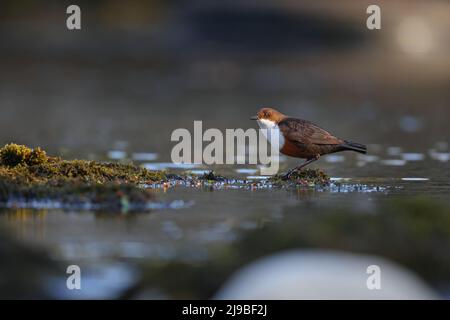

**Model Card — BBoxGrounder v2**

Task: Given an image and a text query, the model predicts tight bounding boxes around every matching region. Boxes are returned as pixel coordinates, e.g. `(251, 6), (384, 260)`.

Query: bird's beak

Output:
(250, 115), (258, 120)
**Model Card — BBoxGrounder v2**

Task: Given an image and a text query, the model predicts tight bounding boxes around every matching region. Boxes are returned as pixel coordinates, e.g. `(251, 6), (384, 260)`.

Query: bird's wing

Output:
(278, 118), (342, 145)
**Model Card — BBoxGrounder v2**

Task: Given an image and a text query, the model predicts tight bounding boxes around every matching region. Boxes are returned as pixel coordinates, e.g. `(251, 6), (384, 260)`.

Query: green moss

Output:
(0, 144), (33, 167)
(0, 144), (166, 210)
(0, 144), (51, 167)
(27, 147), (48, 166)
(0, 144), (165, 186)
(270, 168), (330, 186)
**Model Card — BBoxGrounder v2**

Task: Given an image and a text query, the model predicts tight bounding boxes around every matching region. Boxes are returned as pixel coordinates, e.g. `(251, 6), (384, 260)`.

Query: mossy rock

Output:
(270, 168), (330, 186)
(0, 143), (166, 211)
(0, 144), (333, 209)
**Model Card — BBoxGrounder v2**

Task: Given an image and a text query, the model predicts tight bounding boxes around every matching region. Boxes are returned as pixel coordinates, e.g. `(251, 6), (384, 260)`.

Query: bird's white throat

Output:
(257, 119), (285, 149)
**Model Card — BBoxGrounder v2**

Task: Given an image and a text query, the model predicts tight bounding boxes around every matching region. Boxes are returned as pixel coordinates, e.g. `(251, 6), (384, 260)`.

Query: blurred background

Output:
(0, 0), (450, 299)
(1, 0), (449, 156)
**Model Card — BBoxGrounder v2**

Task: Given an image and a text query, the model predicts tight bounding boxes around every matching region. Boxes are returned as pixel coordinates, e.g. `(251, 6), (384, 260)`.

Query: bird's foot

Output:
(280, 167), (301, 180)
(280, 170), (293, 180)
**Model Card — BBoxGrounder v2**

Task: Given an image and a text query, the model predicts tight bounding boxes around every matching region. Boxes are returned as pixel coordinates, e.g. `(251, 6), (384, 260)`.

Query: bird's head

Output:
(251, 107), (287, 124)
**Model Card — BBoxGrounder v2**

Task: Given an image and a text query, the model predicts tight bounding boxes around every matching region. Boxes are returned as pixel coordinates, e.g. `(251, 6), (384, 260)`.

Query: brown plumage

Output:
(251, 107), (367, 174)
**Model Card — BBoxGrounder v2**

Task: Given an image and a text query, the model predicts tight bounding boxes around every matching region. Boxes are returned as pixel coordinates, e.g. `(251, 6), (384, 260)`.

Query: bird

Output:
(251, 107), (367, 177)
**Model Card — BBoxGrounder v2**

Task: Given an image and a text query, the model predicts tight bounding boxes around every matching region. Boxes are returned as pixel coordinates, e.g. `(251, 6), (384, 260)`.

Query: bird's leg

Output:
(282, 155), (320, 179)
(295, 154), (320, 170)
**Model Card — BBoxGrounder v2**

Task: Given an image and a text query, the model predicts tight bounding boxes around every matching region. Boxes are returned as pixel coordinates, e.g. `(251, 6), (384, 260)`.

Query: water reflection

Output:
(5, 209), (47, 241)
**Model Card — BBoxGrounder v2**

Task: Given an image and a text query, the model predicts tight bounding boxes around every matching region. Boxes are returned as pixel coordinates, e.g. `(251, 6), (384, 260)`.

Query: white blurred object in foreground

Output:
(215, 250), (438, 300)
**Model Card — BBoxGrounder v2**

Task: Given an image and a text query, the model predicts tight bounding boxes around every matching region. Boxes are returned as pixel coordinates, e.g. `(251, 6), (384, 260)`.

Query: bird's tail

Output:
(343, 140), (367, 154)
